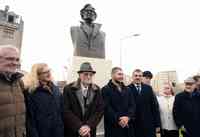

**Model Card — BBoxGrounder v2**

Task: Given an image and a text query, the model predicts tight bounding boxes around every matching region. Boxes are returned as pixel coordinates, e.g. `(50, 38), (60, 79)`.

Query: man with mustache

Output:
(63, 62), (104, 137)
(128, 69), (160, 137)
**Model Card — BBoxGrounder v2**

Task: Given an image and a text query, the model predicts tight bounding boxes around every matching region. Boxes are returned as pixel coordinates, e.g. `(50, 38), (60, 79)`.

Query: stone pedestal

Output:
(67, 56), (112, 87)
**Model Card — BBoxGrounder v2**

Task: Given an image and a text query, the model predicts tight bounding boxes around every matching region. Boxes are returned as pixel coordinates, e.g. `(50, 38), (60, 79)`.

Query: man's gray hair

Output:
(0, 45), (19, 55)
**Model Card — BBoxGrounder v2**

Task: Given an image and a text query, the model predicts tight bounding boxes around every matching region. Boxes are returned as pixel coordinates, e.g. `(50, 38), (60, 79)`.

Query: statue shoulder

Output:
(98, 30), (106, 38)
(70, 26), (80, 32)
(101, 31), (106, 37)
(70, 26), (81, 37)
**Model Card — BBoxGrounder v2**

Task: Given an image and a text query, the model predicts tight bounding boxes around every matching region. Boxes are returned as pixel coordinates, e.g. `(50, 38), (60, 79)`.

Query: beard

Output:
(113, 79), (124, 86)
(135, 79), (142, 84)
(82, 80), (92, 86)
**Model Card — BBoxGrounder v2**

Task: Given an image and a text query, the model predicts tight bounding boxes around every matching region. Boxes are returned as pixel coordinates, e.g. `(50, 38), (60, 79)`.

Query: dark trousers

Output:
(161, 129), (179, 137)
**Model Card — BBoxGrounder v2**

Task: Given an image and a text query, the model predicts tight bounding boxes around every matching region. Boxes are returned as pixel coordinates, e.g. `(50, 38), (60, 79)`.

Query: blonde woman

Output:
(23, 63), (64, 137)
(157, 83), (178, 137)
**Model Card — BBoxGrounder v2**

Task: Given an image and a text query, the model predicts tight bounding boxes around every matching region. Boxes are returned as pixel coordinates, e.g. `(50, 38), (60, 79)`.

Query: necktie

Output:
(82, 89), (88, 109)
(136, 85), (141, 94)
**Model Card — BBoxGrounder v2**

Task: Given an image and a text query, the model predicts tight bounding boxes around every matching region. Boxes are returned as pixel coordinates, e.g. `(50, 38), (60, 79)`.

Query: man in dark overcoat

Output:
(63, 62), (104, 137)
(173, 77), (200, 137)
(102, 67), (136, 137)
(128, 69), (160, 137)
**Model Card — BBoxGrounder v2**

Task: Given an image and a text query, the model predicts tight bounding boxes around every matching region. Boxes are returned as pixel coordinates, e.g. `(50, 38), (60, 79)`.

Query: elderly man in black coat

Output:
(128, 69), (160, 137)
(173, 77), (200, 137)
(102, 67), (136, 137)
(63, 62), (104, 137)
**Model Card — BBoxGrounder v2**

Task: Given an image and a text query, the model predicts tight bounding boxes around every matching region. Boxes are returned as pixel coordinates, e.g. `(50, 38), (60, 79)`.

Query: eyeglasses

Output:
(185, 83), (194, 86)
(38, 69), (51, 75)
(1, 56), (20, 62)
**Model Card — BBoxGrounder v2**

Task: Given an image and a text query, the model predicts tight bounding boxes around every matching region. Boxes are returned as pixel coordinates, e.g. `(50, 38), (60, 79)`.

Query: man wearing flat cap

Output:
(63, 62), (104, 137)
(173, 77), (200, 137)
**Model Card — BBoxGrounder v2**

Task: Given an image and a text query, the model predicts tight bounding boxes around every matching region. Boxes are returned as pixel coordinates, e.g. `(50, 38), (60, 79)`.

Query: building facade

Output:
(152, 71), (180, 93)
(0, 6), (24, 52)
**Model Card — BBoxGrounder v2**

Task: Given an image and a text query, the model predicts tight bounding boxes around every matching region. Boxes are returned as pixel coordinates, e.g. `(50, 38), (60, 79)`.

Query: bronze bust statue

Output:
(70, 4), (106, 59)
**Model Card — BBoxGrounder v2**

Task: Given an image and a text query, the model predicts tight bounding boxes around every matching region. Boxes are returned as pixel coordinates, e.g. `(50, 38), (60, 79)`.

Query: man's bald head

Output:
(0, 45), (20, 73)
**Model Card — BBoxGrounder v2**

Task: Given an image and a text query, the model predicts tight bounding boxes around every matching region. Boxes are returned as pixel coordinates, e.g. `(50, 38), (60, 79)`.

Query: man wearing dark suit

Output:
(128, 69), (160, 137)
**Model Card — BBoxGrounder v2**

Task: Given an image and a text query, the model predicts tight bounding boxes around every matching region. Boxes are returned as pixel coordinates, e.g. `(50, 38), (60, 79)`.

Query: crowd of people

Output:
(0, 45), (200, 137)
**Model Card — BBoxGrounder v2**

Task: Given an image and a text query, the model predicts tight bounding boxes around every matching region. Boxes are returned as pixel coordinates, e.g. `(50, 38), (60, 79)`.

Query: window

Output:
(8, 15), (14, 23)
(2, 28), (14, 39)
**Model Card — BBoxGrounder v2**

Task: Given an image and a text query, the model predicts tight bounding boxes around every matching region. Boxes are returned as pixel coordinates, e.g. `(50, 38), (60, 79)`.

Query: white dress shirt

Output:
(81, 84), (88, 97)
(134, 84), (142, 94)
(157, 95), (178, 130)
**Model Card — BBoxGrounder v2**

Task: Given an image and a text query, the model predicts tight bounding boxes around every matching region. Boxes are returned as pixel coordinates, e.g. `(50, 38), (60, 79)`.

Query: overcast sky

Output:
(1, 0), (200, 81)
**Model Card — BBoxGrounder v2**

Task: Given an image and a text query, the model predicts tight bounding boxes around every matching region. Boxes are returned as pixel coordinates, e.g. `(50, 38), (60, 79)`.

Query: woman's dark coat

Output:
(27, 83), (64, 137)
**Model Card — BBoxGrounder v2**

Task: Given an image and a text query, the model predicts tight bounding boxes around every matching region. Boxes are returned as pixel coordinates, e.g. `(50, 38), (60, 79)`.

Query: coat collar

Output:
(71, 79), (99, 92)
(107, 79), (126, 90)
(159, 92), (173, 97)
(130, 83), (144, 89)
(80, 21), (102, 39)
(37, 81), (55, 94)
(0, 71), (23, 83)
(183, 90), (200, 97)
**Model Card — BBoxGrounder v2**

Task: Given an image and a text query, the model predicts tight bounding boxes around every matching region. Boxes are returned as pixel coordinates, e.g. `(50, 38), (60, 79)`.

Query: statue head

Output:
(80, 4), (97, 24)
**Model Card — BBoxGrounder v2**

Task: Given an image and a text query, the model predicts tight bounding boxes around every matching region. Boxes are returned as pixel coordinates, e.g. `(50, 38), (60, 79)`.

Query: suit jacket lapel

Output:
(84, 89), (96, 117)
(72, 90), (84, 117)
(92, 23), (101, 39)
(80, 22), (90, 39)
(130, 84), (139, 96)
(140, 84), (145, 95)
(87, 88), (95, 105)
